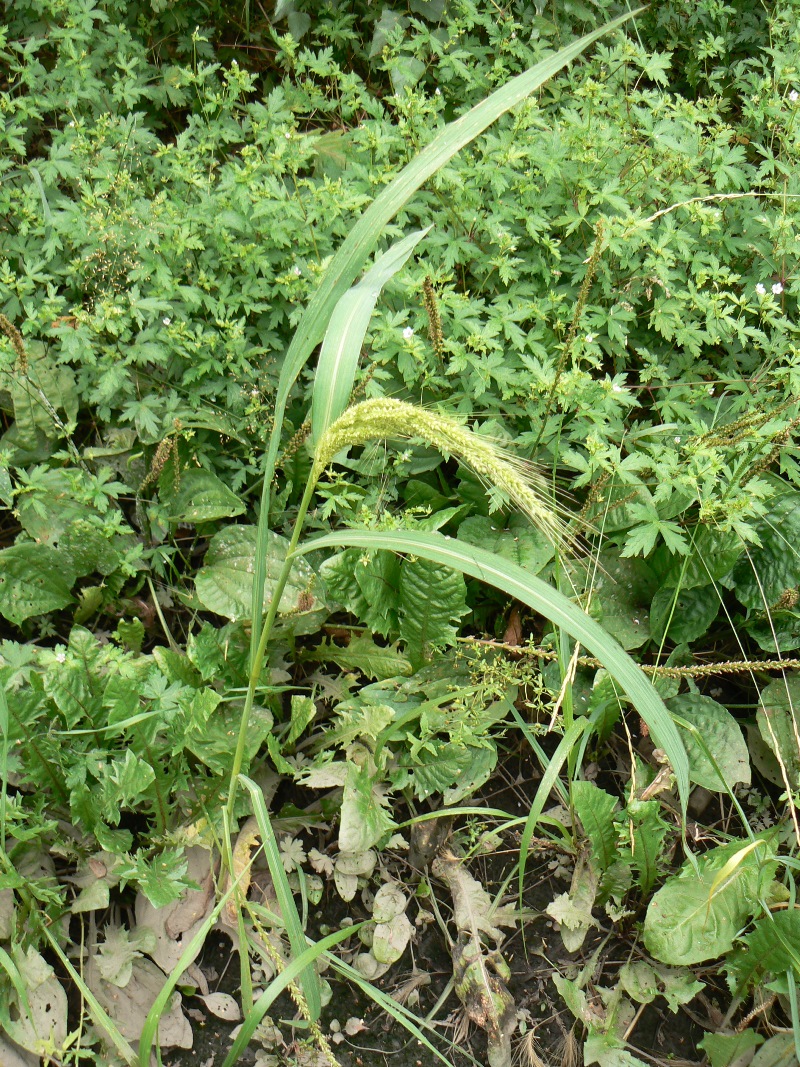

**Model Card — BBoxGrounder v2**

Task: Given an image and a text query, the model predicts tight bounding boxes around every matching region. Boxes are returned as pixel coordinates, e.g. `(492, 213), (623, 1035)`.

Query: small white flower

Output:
(612, 383), (623, 393)
(773, 281), (784, 295)
(585, 334), (595, 343)
(755, 283), (766, 295)
(284, 131), (291, 139)
(162, 316), (171, 325)
(674, 436), (681, 444)
(707, 385), (715, 395)
(403, 326), (414, 340)
(790, 90), (799, 103)
(293, 265), (301, 276)
(68, 120), (75, 128)
(55, 650), (66, 663)
(435, 87), (441, 96)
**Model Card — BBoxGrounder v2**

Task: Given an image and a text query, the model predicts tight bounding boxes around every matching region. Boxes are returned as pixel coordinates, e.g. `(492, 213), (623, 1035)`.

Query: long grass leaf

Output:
(311, 227), (431, 445)
(220, 924), (362, 1067)
(295, 529), (689, 807)
(239, 774), (322, 1020)
(249, 8), (644, 665)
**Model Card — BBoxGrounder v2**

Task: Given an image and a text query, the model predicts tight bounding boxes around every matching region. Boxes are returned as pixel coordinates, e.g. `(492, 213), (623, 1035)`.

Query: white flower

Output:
(55, 650), (66, 663)
(755, 283), (766, 295)
(402, 326), (414, 340)
(68, 121), (75, 128)
(284, 131), (291, 139)
(293, 266), (301, 276)
(612, 383), (623, 393)
(435, 88), (441, 96)
(790, 90), (799, 103)
(674, 436), (681, 444)
(585, 334), (595, 343)
(162, 316), (171, 325)
(773, 281), (784, 295)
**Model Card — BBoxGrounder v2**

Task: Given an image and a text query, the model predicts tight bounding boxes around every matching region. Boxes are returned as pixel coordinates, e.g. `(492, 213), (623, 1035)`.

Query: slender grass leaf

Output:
(220, 924), (363, 1067)
(250, 8), (644, 664)
(295, 530), (689, 806)
(311, 227), (431, 445)
(239, 774), (322, 1020)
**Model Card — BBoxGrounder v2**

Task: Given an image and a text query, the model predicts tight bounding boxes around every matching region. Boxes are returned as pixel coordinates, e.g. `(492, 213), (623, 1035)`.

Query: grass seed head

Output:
(313, 398), (569, 549)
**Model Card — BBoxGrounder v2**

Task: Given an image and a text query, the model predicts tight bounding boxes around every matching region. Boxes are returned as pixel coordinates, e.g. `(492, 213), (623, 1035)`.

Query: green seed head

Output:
(313, 398), (568, 548)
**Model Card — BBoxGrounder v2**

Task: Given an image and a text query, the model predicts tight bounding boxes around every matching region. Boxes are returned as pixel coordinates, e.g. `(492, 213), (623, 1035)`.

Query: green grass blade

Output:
(295, 529), (689, 807)
(38, 927), (138, 1066)
(517, 718), (590, 900)
(249, 7), (643, 665)
(220, 924), (363, 1067)
(239, 774), (322, 1020)
(311, 226), (431, 446)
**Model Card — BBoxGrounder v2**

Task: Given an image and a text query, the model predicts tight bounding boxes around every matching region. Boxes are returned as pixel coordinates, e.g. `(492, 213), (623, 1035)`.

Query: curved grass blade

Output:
(294, 529), (689, 807)
(311, 226), (431, 446)
(220, 923), (363, 1067)
(239, 774), (322, 1021)
(250, 7), (645, 666)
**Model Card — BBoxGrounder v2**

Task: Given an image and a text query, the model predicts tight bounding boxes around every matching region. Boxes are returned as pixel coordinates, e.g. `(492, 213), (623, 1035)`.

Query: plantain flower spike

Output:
(312, 398), (568, 550)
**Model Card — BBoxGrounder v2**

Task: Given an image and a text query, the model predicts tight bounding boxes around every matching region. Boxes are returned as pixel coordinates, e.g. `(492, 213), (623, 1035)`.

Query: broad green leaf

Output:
(0, 544), (76, 626)
(340, 762), (396, 852)
(321, 548), (401, 636)
(196, 525), (318, 621)
(751, 1034), (797, 1067)
(667, 694), (751, 791)
(757, 676), (800, 785)
(408, 742), (496, 804)
(643, 839), (776, 965)
(589, 551), (658, 650)
(298, 529), (689, 805)
(698, 1030), (764, 1067)
(398, 558), (469, 667)
(650, 585), (719, 644)
(252, 8), (645, 663)
(618, 961), (703, 1011)
(572, 781), (618, 873)
(731, 491), (800, 609)
(457, 514), (554, 575)
(168, 468), (245, 523)
(311, 228), (431, 446)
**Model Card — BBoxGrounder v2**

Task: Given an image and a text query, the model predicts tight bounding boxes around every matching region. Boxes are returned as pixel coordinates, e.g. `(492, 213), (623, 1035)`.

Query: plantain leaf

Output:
(311, 227), (431, 446)
(668, 694), (751, 792)
(296, 529), (689, 806)
(0, 544), (76, 625)
(644, 839), (776, 966)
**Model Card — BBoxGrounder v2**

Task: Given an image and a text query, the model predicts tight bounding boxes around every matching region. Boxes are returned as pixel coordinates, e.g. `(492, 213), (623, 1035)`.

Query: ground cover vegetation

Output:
(2, 0), (800, 1064)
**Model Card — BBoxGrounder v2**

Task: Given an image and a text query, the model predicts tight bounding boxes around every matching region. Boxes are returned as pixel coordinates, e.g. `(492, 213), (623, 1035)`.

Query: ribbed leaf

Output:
(398, 558), (469, 668)
(572, 781), (618, 873)
(296, 529), (689, 806)
(311, 227), (431, 446)
(251, 8), (644, 663)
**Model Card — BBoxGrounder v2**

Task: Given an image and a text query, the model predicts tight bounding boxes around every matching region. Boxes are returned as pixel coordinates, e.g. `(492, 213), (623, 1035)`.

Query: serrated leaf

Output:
(288, 695), (316, 745)
(668, 694), (751, 791)
(320, 548), (401, 636)
(572, 781), (618, 873)
(0, 544), (76, 625)
(643, 839), (776, 965)
(310, 633), (412, 680)
(398, 557), (469, 667)
(195, 525), (317, 621)
(168, 468), (245, 523)
(625, 799), (668, 896)
(726, 909), (800, 994)
(457, 514), (554, 575)
(410, 742), (496, 804)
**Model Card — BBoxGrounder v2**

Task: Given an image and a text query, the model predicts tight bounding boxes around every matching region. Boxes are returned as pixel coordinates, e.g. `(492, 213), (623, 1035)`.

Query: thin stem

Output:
(226, 471), (318, 824)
